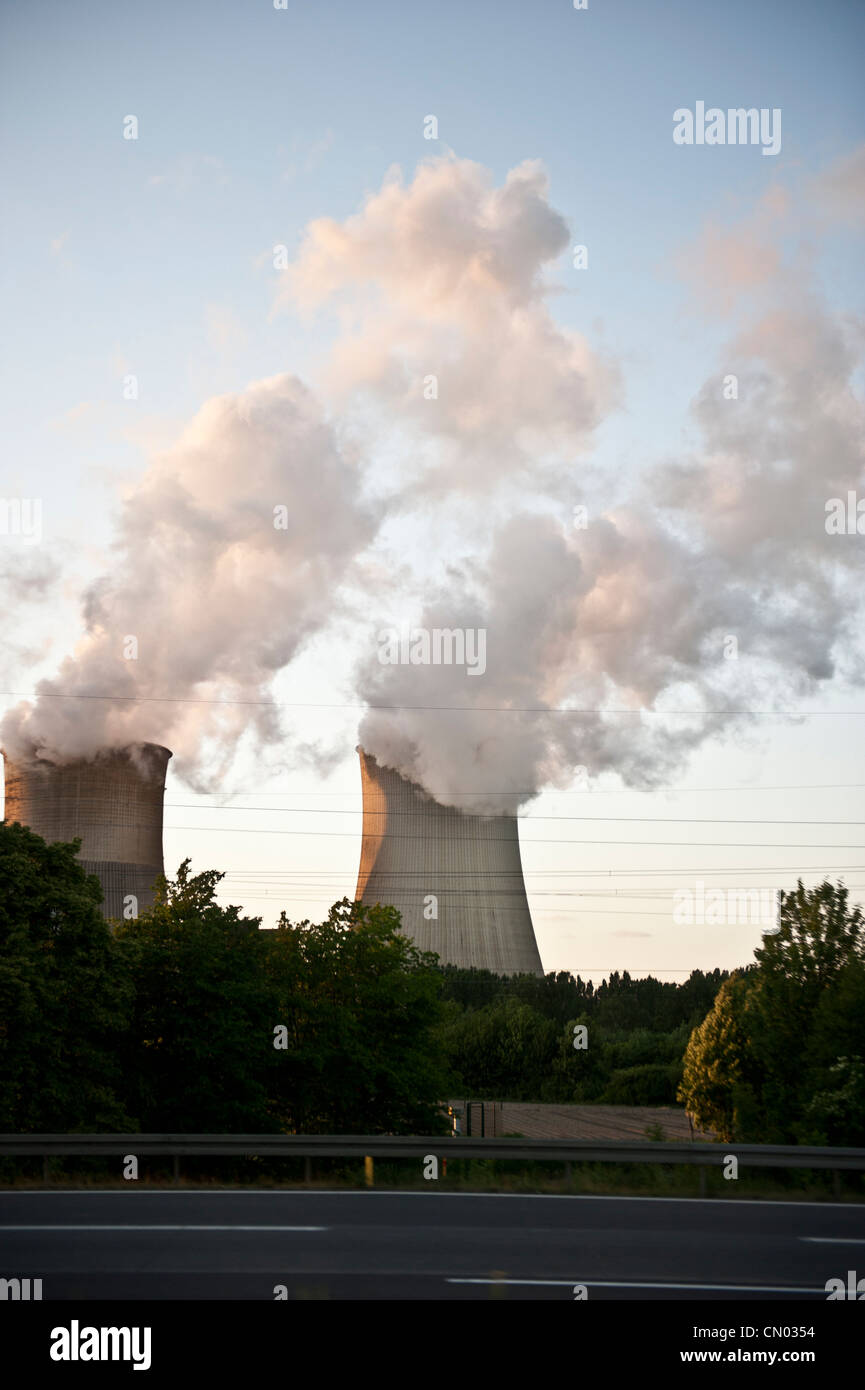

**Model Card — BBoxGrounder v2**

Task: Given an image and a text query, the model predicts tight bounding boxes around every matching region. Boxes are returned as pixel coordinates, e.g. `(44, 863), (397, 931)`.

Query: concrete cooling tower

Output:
(355, 748), (544, 975)
(2, 743), (172, 921)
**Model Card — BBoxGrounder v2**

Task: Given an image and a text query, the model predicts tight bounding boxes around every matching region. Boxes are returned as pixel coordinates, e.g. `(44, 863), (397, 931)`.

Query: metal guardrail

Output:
(1, 1134), (864, 1170)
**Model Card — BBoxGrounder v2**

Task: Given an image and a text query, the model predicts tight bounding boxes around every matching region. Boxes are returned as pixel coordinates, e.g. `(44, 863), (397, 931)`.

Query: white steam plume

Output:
(2, 374), (378, 776)
(279, 154), (619, 496)
(4, 153), (863, 817)
(336, 162), (864, 810)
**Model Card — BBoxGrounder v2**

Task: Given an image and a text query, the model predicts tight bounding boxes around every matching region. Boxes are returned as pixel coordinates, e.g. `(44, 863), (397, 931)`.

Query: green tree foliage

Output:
(263, 898), (450, 1134)
(603, 1064), (682, 1106)
(433, 968), (728, 1105)
(437, 964), (727, 1033)
(0, 831), (451, 1135)
(805, 1056), (865, 1146)
(0, 821), (132, 1131)
(435, 997), (559, 1099)
(113, 861), (274, 1132)
(678, 882), (865, 1143)
(677, 975), (754, 1140)
(16, 816), (852, 1141)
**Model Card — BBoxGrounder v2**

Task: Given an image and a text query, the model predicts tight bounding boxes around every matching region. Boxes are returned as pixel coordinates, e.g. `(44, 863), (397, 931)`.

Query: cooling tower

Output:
(2, 743), (172, 920)
(355, 748), (543, 975)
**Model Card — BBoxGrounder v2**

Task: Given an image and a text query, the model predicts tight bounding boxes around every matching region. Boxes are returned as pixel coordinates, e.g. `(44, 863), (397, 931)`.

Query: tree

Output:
(264, 898), (451, 1133)
(113, 860), (275, 1132)
(678, 882), (865, 1143)
(677, 975), (753, 1140)
(0, 820), (132, 1131)
(1, 834), (453, 1137)
(433, 996), (558, 1100)
(799, 957), (865, 1144)
(754, 880), (864, 994)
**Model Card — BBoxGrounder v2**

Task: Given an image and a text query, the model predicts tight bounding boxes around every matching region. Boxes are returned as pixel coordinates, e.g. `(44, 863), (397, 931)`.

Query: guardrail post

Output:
(304, 1156), (312, 1186)
(564, 1160), (572, 1188)
(833, 1169), (841, 1200)
(43, 1156), (50, 1186)
(698, 1166), (707, 1198)
(364, 1155), (374, 1188)
(173, 1155), (180, 1186)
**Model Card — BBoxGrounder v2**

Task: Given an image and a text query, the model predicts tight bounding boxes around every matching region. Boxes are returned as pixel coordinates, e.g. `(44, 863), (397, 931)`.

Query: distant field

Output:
(452, 1101), (714, 1142)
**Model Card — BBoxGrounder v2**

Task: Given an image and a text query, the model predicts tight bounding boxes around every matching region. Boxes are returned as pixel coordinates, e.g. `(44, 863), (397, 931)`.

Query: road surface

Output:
(2, 1190), (862, 1299)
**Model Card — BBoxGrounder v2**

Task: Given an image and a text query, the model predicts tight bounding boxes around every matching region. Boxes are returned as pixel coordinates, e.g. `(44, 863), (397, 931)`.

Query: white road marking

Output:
(800, 1236), (865, 1244)
(5, 1191), (864, 1209)
(447, 1278), (827, 1293)
(0, 1224), (327, 1232)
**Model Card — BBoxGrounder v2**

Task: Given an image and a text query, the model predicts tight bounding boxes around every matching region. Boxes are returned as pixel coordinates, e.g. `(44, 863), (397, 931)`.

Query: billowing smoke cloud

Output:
(345, 160), (865, 810)
(279, 155), (618, 495)
(0, 551), (62, 687)
(656, 298), (865, 682)
(4, 153), (863, 814)
(356, 510), (767, 814)
(2, 374), (378, 776)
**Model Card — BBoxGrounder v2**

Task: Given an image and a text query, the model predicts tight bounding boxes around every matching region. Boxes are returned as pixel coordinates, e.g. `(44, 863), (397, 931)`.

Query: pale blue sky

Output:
(2, 0), (864, 978)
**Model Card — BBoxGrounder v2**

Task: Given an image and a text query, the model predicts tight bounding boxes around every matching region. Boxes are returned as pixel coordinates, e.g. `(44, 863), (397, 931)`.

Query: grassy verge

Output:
(1, 1154), (862, 1202)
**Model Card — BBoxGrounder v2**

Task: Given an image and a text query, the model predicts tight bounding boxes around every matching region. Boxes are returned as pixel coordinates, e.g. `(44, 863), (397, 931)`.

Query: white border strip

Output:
(3, 1190), (862, 1209)
(0, 1224), (326, 1232)
(447, 1278), (827, 1293)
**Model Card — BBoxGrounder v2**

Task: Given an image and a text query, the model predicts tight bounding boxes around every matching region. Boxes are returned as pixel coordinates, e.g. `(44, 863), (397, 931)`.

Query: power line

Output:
(169, 782), (865, 796)
(2, 689), (862, 716)
(225, 898), (777, 917)
(211, 862), (865, 877)
(233, 895), (669, 914)
(162, 802), (865, 825)
(162, 824), (865, 847)
(218, 881), (865, 895)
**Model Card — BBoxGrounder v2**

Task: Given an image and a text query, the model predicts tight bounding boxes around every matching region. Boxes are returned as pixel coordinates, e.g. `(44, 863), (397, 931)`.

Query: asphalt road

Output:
(2, 1190), (863, 1300)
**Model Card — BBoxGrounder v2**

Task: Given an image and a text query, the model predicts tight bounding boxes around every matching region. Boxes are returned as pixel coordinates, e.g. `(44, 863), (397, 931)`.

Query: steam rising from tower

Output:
(2, 155), (861, 836)
(355, 748), (543, 975)
(2, 743), (172, 921)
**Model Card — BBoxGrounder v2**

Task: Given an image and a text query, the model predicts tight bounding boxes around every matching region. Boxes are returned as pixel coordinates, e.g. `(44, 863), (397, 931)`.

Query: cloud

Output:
(355, 509), (752, 813)
(7, 152), (863, 821)
(2, 375), (380, 777)
(277, 154), (619, 492)
(674, 185), (790, 315)
(813, 143), (865, 227)
(352, 158), (865, 811)
(0, 551), (62, 685)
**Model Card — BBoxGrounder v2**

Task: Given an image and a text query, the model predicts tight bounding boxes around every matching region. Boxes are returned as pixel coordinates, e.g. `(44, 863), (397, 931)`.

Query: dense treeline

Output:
(2, 820), (862, 1144)
(433, 964), (729, 1106)
(678, 881), (865, 1145)
(0, 822), (449, 1135)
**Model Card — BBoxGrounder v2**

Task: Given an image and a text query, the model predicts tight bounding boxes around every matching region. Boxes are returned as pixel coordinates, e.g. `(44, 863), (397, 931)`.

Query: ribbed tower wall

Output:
(355, 748), (543, 975)
(2, 743), (172, 920)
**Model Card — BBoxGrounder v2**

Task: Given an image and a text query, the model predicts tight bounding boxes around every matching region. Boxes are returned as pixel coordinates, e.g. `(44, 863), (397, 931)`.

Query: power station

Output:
(2, 738), (544, 970)
(354, 747), (544, 975)
(2, 743), (172, 920)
